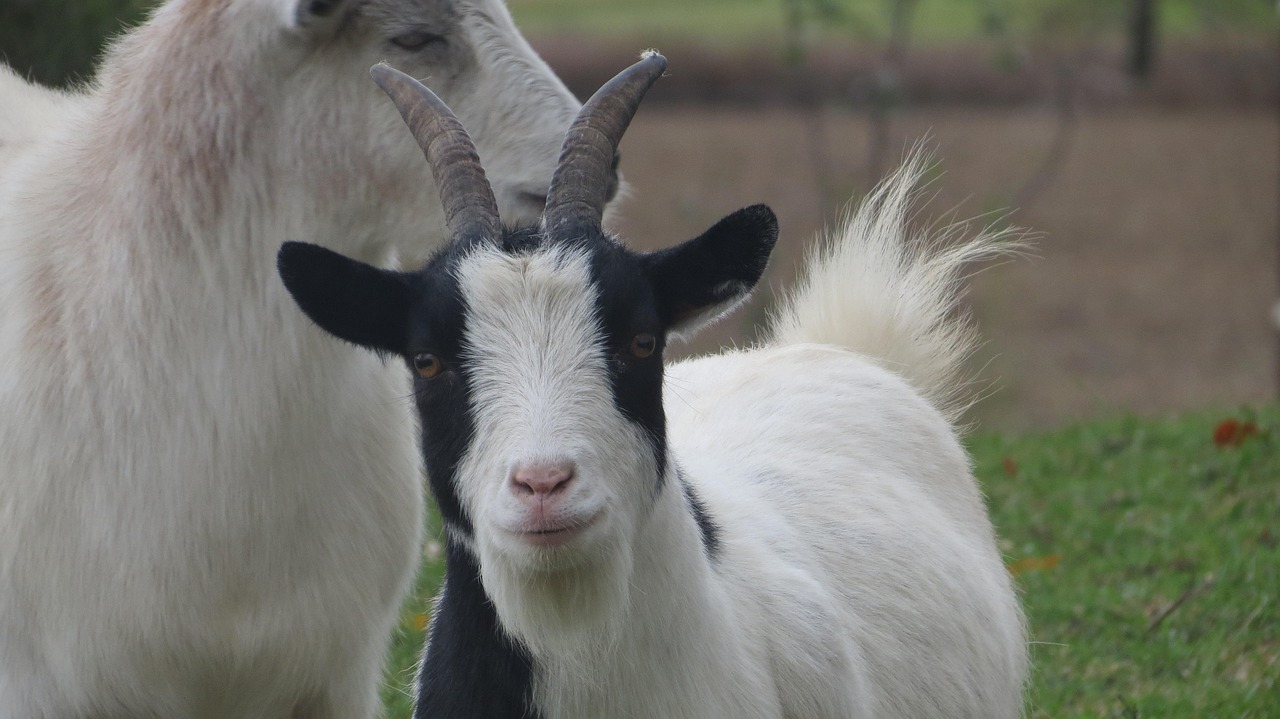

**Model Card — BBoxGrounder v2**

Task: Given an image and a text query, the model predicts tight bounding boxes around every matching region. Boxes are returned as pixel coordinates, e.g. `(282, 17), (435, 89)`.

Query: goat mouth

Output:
(513, 512), (602, 548)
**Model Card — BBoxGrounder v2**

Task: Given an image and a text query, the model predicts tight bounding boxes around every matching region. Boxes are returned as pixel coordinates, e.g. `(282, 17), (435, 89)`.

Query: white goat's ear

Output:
(277, 242), (412, 355)
(644, 204), (778, 341)
(283, 0), (353, 36)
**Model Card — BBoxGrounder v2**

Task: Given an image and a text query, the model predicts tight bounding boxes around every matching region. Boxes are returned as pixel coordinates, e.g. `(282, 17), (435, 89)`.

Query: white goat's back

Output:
(768, 154), (1021, 421)
(668, 346), (1026, 717)
(0, 67), (77, 170)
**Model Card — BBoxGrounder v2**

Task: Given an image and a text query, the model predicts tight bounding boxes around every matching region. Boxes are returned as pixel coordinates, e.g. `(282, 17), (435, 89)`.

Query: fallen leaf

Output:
(1008, 553), (1061, 576)
(1213, 418), (1260, 448)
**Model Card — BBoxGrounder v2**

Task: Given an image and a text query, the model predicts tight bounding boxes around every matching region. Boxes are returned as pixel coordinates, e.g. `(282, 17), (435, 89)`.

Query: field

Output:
(977, 408), (1278, 716)
(376, 8), (1278, 710)
(381, 407), (1279, 717)
(601, 106), (1278, 432)
(507, 0), (1277, 45)
(4, 0), (1274, 714)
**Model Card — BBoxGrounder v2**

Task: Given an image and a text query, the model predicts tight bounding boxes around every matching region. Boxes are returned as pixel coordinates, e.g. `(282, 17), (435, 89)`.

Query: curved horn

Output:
(369, 64), (502, 245)
(543, 52), (667, 239)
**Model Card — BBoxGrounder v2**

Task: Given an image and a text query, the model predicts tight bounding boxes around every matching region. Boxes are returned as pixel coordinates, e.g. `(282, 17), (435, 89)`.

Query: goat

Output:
(0, 0), (584, 716)
(0, 66), (78, 171)
(279, 54), (1028, 718)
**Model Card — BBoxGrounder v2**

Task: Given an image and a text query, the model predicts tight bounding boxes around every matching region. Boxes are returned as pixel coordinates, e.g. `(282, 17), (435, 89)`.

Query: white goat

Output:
(279, 54), (1028, 718)
(0, 67), (81, 172)
(0, 0), (582, 716)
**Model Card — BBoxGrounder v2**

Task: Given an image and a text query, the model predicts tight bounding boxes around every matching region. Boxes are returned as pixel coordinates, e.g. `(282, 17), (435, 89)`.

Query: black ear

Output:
(643, 204), (779, 340)
(277, 241), (412, 355)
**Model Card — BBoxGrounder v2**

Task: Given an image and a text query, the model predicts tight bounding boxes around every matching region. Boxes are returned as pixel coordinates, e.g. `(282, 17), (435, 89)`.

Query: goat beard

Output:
(480, 537), (634, 661)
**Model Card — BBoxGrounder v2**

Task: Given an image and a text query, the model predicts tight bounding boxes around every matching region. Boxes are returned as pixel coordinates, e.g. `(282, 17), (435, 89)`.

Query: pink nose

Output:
(510, 461), (576, 500)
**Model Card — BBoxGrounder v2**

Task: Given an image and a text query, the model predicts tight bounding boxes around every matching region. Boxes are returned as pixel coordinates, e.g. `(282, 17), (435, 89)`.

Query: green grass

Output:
(380, 530), (445, 716)
(381, 405), (1278, 716)
(508, 0), (1278, 46)
(974, 406), (1279, 717)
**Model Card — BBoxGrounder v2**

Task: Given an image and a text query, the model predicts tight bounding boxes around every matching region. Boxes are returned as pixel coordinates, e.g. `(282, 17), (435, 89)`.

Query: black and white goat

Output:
(280, 53), (1028, 718)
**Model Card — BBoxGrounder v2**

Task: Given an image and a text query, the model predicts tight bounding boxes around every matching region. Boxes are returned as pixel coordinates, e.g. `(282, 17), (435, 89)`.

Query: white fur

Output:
(456, 246), (647, 653)
(0, 67), (78, 172)
(445, 157), (1027, 717)
(769, 159), (1023, 422)
(0, 0), (579, 716)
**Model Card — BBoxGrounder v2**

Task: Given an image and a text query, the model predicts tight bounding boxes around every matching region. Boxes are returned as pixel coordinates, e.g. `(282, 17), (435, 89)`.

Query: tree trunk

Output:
(1127, 0), (1157, 81)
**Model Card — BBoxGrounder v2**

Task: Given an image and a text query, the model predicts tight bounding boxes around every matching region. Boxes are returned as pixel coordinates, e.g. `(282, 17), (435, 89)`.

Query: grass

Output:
(974, 405), (1279, 716)
(507, 0), (1278, 46)
(380, 404), (1278, 716)
(380, 532), (445, 716)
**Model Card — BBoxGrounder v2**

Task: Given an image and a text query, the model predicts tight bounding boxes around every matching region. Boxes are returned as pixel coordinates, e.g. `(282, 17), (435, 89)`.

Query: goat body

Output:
(0, 66), (77, 172)
(0, 0), (581, 716)
(278, 53), (1028, 716)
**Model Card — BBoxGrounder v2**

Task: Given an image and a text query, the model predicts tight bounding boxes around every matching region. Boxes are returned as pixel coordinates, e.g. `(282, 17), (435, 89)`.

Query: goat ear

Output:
(644, 204), (778, 341)
(277, 242), (411, 355)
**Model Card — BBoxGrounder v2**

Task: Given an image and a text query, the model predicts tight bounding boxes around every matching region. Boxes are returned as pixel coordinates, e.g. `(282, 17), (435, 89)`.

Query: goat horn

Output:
(543, 52), (667, 240)
(369, 64), (502, 246)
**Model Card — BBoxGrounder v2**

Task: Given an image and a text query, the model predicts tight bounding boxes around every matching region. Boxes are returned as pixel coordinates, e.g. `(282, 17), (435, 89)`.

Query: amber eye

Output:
(413, 353), (445, 378)
(630, 333), (657, 359)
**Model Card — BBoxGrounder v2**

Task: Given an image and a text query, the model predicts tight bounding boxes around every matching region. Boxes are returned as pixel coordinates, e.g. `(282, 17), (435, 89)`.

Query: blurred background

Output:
(4, 0), (1276, 431)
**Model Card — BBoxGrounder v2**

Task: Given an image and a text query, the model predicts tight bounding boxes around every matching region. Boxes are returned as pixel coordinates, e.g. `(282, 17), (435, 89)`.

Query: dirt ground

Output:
(603, 106), (1278, 431)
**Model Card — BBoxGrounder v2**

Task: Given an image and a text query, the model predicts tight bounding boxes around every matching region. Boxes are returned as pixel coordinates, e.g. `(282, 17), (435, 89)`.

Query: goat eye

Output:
(413, 353), (445, 378)
(630, 333), (657, 359)
(391, 31), (447, 51)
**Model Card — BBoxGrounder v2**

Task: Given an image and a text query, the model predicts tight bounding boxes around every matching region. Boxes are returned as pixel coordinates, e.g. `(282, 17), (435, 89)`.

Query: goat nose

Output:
(510, 461), (576, 498)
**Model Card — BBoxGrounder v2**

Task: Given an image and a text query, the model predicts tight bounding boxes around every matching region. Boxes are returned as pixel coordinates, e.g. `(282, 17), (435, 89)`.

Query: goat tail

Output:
(767, 151), (1024, 422)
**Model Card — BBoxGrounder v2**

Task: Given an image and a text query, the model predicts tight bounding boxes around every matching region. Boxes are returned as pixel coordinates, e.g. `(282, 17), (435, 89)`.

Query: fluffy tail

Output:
(768, 153), (1023, 422)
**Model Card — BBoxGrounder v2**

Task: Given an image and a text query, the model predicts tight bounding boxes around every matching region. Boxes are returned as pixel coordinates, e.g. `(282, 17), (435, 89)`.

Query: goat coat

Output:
(0, 0), (581, 715)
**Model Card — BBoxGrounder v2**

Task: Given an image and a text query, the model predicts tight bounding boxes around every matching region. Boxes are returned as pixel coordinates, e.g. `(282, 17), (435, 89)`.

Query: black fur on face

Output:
(405, 227), (675, 538)
(275, 203), (777, 715)
(579, 236), (670, 480)
(400, 239), (481, 538)
(405, 227), (673, 538)
(278, 205), (776, 535)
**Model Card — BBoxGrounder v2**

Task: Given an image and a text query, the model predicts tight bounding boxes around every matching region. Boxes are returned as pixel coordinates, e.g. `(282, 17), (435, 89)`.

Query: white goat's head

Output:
(105, 0), (583, 258)
(284, 0), (585, 223)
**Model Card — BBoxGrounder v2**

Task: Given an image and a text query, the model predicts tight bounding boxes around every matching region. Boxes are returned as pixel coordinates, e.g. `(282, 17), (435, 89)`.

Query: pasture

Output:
(606, 106), (1277, 432)
(373, 6), (1278, 712)
(1, 0), (1275, 715)
(4, 0), (1274, 433)
(382, 406), (1279, 717)
(506, 0), (1276, 44)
